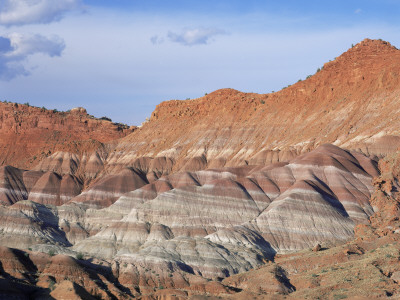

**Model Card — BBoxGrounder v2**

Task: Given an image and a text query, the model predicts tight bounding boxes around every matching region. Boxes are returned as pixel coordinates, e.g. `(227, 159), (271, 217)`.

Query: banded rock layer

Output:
(68, 144), (378, 278)
(0, 144), (378, 280)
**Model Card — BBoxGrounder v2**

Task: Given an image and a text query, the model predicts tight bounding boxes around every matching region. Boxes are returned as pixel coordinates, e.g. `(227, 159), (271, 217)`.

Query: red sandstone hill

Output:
(0, 104), (134, 169)
(104, 38), (400, 176)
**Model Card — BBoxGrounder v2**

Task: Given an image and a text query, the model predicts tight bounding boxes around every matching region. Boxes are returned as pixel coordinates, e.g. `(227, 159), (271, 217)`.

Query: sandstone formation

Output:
(101, 39), (400, 176)
(0, 167), (83, 206)
(0, 102), (133, 170)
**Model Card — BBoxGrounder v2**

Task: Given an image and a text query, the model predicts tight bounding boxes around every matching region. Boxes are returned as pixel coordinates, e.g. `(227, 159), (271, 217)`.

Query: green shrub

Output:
(48, 280), (55, 291)
(333, 294), (348, 300)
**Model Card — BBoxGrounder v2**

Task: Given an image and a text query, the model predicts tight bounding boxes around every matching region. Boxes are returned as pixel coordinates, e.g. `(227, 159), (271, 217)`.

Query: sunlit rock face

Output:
(105, 40), (400, 176)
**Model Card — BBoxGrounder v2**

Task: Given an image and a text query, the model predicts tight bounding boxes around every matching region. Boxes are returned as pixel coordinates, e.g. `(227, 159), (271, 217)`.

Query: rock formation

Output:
(0, 103), (133, 170)
(104, 39), (400, 175)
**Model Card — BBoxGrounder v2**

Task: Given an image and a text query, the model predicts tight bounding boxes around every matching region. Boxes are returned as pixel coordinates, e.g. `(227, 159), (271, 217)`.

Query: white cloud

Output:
(0, 33), (65, 80)
(0, 0), (82, 26)
(355, 8), (362, 14)
(167, 27), (227, 46)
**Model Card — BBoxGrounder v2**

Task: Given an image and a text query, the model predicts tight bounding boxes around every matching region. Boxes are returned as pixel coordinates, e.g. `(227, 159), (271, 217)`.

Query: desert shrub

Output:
(48, 280), (55, 291)
(333, 294), (348, 300)
(100, 116), (112, 122)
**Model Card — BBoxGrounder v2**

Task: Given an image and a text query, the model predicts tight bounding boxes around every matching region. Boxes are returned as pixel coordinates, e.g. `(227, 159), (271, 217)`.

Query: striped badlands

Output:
(67, 144), (378, 277)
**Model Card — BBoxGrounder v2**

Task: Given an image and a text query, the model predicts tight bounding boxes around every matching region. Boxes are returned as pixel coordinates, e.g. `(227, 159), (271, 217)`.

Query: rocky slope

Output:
(0, 104), (133, 171)
(102, 39), (400, 175)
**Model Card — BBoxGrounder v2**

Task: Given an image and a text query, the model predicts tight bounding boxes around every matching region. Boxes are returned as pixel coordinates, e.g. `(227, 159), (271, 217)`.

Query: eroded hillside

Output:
(104, 38), (400, 175)
(0, 104), (133, 170)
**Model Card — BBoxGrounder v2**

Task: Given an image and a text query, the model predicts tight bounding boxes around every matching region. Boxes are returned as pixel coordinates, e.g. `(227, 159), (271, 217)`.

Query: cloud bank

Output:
(0, 33), (65, 80)
(167, 27), (227, 46)
(0, 0), (82, 26)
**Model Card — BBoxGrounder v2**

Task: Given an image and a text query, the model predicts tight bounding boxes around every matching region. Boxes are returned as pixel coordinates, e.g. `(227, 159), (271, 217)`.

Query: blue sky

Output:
(0, 1), (399, 125)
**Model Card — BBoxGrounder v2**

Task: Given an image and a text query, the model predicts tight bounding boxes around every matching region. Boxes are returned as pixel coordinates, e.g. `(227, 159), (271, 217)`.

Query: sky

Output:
(0, 1), (399, 125)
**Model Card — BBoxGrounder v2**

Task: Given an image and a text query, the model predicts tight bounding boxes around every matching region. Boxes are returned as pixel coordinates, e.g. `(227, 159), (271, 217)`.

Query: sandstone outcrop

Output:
(0, 102), (133, 170)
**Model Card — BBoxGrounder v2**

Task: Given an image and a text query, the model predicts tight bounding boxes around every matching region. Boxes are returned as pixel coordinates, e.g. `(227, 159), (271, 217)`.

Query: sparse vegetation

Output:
(76, 252), (84, 260)
(100, 116), (112, 122)
(260, 99), (265, 104)
(48, 249), (55, 257)
(333, 294), (348, 300)
(48, 280), (55, 291)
